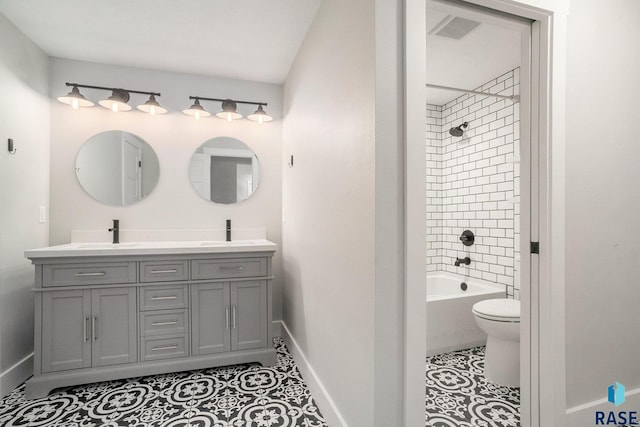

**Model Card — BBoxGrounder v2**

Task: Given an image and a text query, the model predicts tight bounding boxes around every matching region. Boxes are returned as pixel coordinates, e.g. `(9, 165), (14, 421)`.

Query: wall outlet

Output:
(38, 206), (46, 223)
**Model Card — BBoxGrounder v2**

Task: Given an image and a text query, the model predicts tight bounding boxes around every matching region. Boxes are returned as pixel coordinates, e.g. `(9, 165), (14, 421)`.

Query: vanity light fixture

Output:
(184, 96), (272, 123)
(57, 83), (165, 115)
(137, 95), (168, 115)
(182, 98), (211, 120)
(247, 105), (273, 124)
(56, 85), (94, 109)
(216, 99), (243, 122)
(99, 89), (132, 112)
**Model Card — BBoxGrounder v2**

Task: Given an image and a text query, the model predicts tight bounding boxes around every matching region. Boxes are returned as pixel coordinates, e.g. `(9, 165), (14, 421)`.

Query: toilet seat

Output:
(472, 299), (520, 323)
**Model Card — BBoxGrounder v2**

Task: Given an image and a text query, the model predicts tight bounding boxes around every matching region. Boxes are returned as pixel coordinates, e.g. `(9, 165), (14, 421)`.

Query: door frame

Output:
(404, 1), (568, 425)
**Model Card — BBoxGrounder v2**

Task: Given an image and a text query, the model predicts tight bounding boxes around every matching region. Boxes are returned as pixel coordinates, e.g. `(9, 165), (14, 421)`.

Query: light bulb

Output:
(258, 115), (263, 125)
(149, 105), (156, 116)
(71, 98), (79, 110)
(195, 111), (201, 121)
(226, 112), (232, 122)
(112, 103), (119, 113)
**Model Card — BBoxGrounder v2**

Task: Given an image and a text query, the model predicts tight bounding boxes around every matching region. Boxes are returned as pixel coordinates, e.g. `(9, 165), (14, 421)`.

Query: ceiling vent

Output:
(430, 16), (481, 40)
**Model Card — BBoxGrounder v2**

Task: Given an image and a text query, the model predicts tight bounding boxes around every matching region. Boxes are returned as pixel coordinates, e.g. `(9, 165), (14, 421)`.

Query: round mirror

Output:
(189, 137), (261, 204)
(76, 131), (160, 206)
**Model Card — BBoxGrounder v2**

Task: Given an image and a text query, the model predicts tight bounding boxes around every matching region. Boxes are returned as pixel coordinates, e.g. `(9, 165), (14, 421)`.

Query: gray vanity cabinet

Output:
(90, 287), (138, 367)
(41, 290), (90, 373)
(26, 248), (276, 399)
(191, 282), (231, 355)
(41, 287), (137, 373)
(191, 280), (268, 356)
(232, 280), (269, 351)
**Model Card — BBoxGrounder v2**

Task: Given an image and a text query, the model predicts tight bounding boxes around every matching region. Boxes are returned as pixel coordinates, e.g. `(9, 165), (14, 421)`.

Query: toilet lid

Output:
(473, 298), (520, 321)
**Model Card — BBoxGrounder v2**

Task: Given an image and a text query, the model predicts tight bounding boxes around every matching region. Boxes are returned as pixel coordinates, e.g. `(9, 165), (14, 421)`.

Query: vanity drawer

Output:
(191, 258), (267, 280)
(43, 262), (136, 287)
(139, 285), (188, 311)
(140, 260), (188, 283)
(140, 309), (187, 336)
(141, 335), (188, 361)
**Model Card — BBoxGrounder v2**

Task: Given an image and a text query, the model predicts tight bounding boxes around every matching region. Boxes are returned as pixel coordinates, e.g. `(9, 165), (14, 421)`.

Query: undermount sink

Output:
(77, 242), (139, 249)
(199, 240), (257, 246)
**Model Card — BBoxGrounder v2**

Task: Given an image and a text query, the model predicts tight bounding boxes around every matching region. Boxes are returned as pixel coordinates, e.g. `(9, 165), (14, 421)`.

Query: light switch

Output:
(39, 206), (46, 223)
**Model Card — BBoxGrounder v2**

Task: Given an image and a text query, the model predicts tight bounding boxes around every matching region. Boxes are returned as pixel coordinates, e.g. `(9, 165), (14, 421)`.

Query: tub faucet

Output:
(455, 256), (471, 266)
(108, 219), (120, 244)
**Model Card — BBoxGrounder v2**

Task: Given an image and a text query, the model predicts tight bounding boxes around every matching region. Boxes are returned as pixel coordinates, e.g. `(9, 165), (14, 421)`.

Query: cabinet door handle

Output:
(225, 306), (230, 330)
(84, 316), (90, 342)
(75, 272), (105, 277)
(151, 295), (178, 300)
(150, 269), (178, 274)
(92, 316), (98, 341)
(152, 320), (178, 326)
(152, 345), (178, 351)
(232, 305), (237, 329)
(219, 265), (244, 271)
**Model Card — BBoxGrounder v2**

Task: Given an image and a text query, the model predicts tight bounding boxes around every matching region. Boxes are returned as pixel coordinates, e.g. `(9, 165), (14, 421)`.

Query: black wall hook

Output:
(7, 138), (16, 155)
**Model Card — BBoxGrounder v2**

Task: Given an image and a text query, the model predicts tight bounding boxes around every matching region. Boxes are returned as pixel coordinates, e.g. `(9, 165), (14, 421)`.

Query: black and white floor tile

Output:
(426, 346), (520, 427)
(0, 338), (327, 427)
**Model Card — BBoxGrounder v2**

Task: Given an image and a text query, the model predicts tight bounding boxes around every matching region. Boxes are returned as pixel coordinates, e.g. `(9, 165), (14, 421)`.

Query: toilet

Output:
(472, 298), (520, 387)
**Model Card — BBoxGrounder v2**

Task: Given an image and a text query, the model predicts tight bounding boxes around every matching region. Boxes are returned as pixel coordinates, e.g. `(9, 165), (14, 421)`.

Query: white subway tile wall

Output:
(426, 68), (521, 299)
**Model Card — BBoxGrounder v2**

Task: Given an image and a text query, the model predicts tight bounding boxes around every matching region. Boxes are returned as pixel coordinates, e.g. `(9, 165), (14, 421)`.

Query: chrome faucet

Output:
(108, 219), (120, 244)
(455, 256), (471, 266)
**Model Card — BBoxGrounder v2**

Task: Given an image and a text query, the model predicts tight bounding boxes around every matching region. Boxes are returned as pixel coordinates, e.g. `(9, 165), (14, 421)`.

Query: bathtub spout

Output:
(455, 257), (471, 266)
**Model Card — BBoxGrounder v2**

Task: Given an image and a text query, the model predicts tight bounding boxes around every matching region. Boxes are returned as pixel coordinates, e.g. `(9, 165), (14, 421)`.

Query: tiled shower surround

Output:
(426, 68), (521, 298)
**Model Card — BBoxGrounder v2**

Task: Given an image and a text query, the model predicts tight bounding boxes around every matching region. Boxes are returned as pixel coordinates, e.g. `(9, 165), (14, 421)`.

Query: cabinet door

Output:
(91, 287), (137, 367)
(231, 281), (268, 351)
(191, 283), (231, 355)
(42, 290), (91, 373)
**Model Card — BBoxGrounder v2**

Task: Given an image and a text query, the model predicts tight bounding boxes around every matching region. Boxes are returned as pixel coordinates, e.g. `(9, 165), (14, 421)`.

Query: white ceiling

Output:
(0, 0), (321, 84)
(426, 6), (523, 105)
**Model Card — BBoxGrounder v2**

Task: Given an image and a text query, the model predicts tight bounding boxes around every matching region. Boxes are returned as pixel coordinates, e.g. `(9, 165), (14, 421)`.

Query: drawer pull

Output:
(150, 269), (178, 274)
(152, 345), (178, 352)
(92, 316), (98, 341)
(84, 316), (90, 342)
(232, 305), (237, 329)
(219, 266), (244, 271)
(75, 272), (106, 277)
(152, 320), (178, 326)
(151, 295), (178, 301)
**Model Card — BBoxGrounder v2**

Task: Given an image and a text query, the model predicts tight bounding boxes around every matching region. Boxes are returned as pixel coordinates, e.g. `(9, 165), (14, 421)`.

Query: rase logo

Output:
(609, 382), (626, 407)
(595, 382), (638, 425)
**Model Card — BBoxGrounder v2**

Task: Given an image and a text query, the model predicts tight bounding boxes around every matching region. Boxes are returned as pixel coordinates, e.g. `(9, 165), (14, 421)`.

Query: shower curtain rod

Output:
(426, 83), (520, 102)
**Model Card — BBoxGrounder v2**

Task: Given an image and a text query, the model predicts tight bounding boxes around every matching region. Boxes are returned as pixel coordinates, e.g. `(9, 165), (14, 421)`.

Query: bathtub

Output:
(426, 271), (505, 356)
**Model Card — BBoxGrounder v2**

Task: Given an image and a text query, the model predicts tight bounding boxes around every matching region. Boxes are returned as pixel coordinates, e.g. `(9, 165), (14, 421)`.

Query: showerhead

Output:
(449, 122), (469, 137)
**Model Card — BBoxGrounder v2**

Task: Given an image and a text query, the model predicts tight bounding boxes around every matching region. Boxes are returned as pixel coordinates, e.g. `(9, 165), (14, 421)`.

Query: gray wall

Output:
(0, 14), (50, 396)
(282, 0), (376, 424)
(565, 0), (640, 408)
(48, 58), (284, 322)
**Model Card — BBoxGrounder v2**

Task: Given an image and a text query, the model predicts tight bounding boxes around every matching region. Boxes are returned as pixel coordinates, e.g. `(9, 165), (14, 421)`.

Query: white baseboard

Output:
(0, 353), (33, 398)
(278, 321), (347, 427)
(566, 386), (640, 426)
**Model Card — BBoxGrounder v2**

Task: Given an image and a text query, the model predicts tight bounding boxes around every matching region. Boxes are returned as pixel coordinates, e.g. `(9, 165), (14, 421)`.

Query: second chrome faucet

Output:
(108, 219), (119, 244)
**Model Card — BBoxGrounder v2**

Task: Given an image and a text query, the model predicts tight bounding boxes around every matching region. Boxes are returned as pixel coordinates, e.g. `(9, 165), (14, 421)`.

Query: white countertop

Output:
(24, 239), (277, 259)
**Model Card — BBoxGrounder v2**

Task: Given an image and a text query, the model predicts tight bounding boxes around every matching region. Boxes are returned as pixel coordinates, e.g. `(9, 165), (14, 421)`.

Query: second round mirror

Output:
(189, 137), (261, 204)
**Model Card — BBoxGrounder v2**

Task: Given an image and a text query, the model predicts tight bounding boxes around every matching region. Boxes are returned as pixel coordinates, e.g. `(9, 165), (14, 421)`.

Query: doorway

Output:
(405, 1), (564, 426)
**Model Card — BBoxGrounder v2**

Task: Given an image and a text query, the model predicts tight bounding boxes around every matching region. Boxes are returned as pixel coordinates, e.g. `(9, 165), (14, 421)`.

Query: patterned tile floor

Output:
(426, 346), (520, 427)
(0, 338), (327, 427)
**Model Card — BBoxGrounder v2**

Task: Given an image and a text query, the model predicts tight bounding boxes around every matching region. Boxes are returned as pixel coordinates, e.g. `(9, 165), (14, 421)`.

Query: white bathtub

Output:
(426, 271), (505, 356)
